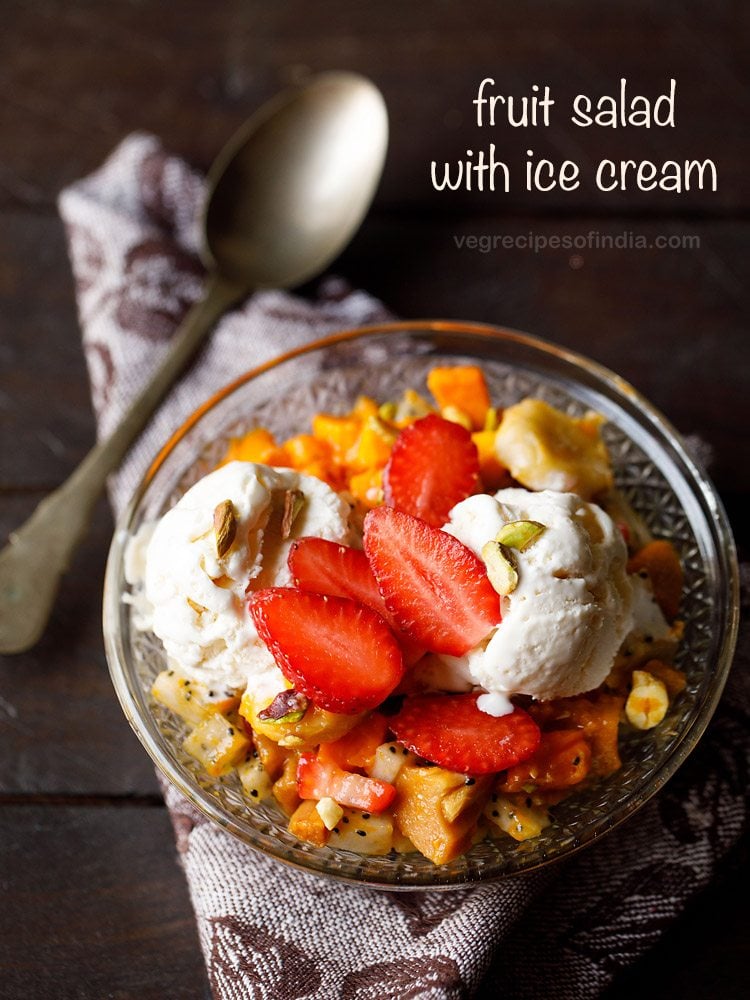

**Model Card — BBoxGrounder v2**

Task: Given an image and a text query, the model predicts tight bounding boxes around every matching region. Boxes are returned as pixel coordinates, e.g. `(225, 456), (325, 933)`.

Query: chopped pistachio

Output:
(377, 401), (397, 422)
(626, 670), (669, 730)
(257, 688), (309, 725)
(481, 541), (519, 595)
(281, 489), (305, 540)
(316, 797), (344, 831)
(496, 520), (546, 552)
(213, 499), (237, 558)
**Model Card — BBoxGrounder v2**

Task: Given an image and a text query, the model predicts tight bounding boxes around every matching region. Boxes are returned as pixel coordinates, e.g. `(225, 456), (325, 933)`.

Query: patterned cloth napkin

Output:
(59, 134), (748, 1000)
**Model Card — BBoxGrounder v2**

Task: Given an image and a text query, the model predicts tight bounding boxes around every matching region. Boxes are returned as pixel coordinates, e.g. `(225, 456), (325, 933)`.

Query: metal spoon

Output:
(0, 71), (388, 654)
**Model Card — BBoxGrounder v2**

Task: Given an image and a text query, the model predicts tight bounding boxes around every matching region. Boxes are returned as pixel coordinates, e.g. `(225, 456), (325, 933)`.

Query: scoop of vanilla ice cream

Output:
(138, 461), (352, 693)
(442, 487), (633, 706)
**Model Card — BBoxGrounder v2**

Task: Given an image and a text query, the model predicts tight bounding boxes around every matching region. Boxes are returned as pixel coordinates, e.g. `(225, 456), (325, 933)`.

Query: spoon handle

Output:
(0, 274), (246, 654)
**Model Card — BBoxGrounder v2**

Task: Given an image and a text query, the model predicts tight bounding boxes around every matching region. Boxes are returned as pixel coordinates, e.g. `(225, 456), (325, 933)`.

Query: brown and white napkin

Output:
(59, 134), (748, 1000)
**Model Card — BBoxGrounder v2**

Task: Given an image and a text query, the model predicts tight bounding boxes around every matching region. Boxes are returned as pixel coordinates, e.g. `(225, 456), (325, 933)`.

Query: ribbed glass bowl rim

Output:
(103, 320), (740, 888)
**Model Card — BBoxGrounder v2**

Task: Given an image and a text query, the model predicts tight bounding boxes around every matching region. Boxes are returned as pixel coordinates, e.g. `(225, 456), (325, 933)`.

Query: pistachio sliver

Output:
(495, 519), (546, 551)
(257, 689), (309, 725)
(281, 489), (305, 540)
(213, 499), (237, 558)
(481, 540), (519, 596)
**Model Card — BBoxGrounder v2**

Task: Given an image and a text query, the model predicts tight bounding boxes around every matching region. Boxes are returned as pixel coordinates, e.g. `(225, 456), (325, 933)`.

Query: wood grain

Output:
(0, 804), (209, 999)
(0, 496), (159, 795)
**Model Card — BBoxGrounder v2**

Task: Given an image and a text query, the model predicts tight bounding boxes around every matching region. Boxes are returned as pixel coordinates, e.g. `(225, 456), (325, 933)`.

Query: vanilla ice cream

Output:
(441, 487), (634, 711)
(130, 461), (352, 695)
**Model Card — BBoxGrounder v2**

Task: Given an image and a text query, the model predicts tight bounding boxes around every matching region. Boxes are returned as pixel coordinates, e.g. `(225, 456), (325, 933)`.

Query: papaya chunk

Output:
(288, 800), (330, 847)
(394, 764), (491, 865)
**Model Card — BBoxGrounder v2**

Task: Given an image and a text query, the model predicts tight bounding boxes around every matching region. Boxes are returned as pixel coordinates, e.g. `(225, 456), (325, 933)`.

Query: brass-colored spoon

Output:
(0, 71), (388, 654)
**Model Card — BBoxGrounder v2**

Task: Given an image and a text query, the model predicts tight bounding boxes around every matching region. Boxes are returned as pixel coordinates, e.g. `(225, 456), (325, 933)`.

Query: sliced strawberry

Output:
(289, 537), (387, 612)
(390, 694), (540, 775)
(363, 506), (500, 656)
(249, 588), (404, 714)
(383, 414), (480, 527)
(288, 537), (424, 665)
(297, 753), (396, 812)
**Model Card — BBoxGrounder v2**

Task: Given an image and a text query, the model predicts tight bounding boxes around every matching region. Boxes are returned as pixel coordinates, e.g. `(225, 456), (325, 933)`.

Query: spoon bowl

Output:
(205, 72), (388, 288)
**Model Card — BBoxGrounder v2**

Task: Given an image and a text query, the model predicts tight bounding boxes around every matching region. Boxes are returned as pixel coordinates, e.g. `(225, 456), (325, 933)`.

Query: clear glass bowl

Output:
(103, 321), (739, 888)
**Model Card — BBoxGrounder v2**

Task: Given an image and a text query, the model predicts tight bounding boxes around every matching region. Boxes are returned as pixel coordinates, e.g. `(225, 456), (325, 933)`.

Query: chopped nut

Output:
(625, 670), (669, 730)
(281, 489), (305, 540)
(481, 541), (519, 595)
(257, 689), (309, 724)
(213, 500), (237, 558)
(496, 520), (546, 551)
(316, 797), (344, 831)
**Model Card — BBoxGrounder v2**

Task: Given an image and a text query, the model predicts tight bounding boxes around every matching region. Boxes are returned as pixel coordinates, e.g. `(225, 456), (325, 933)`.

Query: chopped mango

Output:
(472, 430), (510, 491)
(427, 365), (491, 429)
(348, 467), (383, 509)
(221, 428), (290, 467)
(311, 413), (361, 453)
(350, 396), (379, 420)
(350, 415), (397, 469)
(223, 427), (276, 464)
(284, 434), (333, 469)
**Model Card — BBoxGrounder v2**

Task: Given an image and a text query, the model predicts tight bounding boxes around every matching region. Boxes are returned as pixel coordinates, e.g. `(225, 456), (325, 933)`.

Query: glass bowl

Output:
(103, 321), (739, 889)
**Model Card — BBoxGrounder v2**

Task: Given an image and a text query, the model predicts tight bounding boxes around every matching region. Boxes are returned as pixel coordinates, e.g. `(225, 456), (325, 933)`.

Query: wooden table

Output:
(1, 3), (747, 997)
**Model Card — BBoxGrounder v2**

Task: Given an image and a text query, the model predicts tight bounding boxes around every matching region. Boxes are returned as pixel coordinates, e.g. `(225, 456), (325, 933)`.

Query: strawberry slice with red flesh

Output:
(391, 694), (541, 775)
(288, 537), (424, 665)
(383, 414), (480, 528)
(297, 753), (396, 812)
(363, 506), (500, 656)
(289, 537), (388, 614)
(249, 588), (404, 714)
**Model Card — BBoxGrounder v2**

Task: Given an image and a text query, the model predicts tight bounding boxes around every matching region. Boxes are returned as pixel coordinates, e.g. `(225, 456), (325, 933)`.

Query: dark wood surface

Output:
(1, 2), (747, 998)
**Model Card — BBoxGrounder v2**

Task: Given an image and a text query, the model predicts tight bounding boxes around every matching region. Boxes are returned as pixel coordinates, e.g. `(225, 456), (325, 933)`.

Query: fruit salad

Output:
(131, 365), (685, 865)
